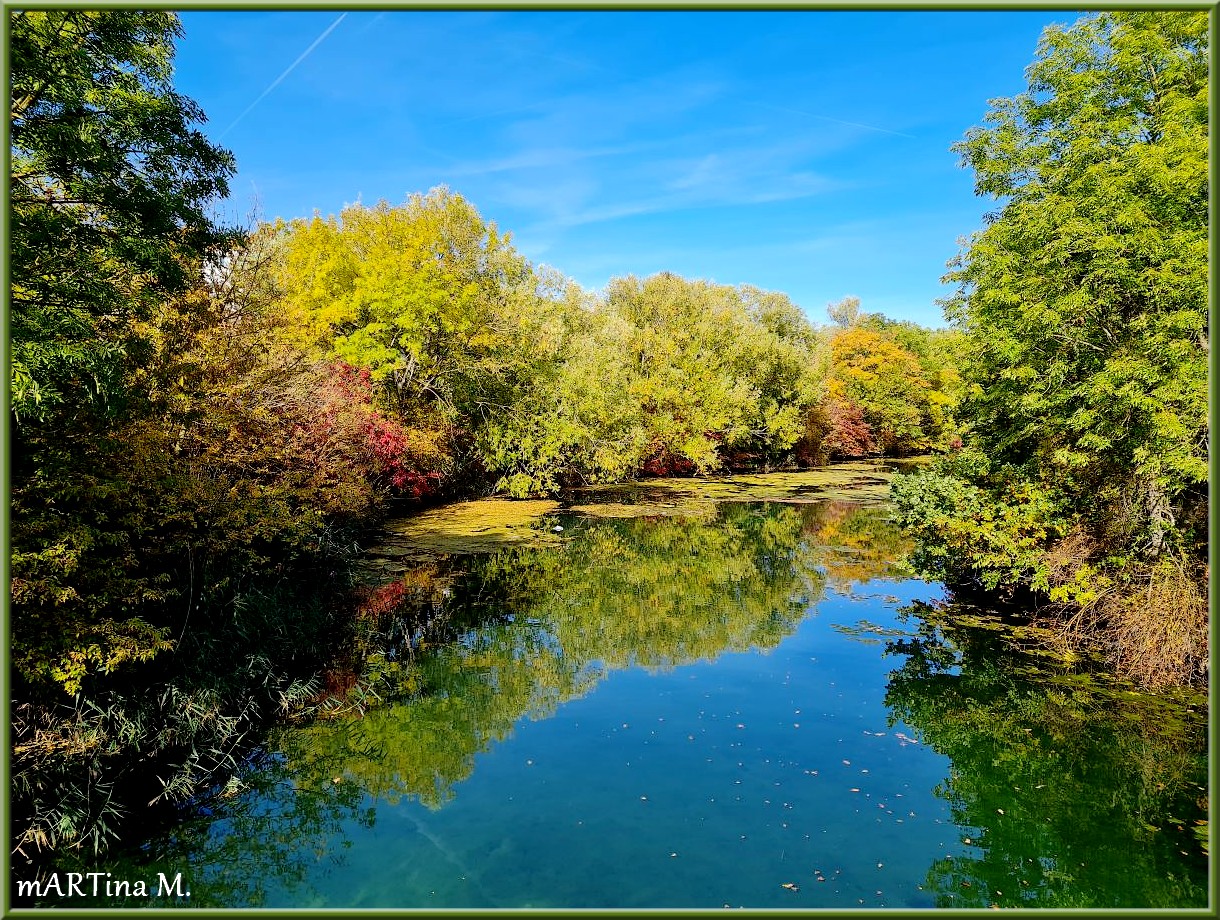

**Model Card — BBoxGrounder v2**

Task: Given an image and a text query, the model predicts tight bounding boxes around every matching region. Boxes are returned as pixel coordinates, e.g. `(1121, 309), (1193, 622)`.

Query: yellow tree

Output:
(267, 188), (564, 485)
(271, 188), (553, 423)
(826, 327), (937, 454)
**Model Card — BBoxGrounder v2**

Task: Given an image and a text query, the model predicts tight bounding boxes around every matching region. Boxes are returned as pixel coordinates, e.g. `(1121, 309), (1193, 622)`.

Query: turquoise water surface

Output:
(44, 494), (1209, 909)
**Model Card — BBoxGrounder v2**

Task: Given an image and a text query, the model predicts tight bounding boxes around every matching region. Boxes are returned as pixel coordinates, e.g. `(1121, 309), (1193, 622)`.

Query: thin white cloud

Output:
(219, 13), (348, 139)
(444, 140), (666, 178)
(752, 101), (917, 140)
(521, 168), (837, 233)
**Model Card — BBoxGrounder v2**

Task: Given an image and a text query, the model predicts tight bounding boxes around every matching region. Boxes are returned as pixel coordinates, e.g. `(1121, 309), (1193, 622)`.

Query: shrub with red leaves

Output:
(640, 448), (697, 477)
(332, 361), (374, 399)
(355, 579), (409, 620)
(822, 398), (875, 458)
(311, 361), (448, 501)
(362, 414), (444, 498)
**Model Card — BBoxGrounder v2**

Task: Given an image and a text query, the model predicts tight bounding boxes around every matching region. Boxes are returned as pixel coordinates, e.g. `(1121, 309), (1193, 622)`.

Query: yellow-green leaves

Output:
(484, 273), (827, 494)
(271, 189), (544, 422)
(944, 10), (1207, 552)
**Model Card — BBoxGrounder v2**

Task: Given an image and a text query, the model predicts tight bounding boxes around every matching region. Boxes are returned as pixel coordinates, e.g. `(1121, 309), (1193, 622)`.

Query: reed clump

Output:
(1055, 554), (1208, 691)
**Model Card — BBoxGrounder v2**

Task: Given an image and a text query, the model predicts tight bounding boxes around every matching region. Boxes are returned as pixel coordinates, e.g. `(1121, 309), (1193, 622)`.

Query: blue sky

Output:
(173, 10), (1082, 329)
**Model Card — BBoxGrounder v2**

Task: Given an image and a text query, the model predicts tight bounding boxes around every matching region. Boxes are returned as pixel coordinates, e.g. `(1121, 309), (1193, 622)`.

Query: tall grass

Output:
(11, 580), (348, 860)
(1057, 555), (1208, 690)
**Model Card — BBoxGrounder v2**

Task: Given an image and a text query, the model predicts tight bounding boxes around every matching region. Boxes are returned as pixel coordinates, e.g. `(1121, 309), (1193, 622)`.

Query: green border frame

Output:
(2, 2), (1215, 917)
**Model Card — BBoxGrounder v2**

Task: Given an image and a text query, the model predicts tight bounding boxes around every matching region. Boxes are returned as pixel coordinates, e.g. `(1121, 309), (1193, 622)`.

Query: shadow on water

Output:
(25, 485), (1207, 909)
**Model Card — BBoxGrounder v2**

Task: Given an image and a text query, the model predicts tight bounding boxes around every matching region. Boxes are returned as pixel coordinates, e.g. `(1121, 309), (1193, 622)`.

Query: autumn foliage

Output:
(9, 10), (972, 860)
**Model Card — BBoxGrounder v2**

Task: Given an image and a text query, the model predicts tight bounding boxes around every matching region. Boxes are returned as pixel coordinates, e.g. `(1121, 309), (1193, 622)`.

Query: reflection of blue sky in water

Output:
(69, 500), (1207, 909)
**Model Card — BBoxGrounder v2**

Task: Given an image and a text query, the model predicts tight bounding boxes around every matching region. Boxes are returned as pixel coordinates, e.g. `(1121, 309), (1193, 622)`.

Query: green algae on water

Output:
(369, 498), (562, 558)
(570, 460), (902, 513)
(566, 500), (719, 520)
(368, 461), (916, 560)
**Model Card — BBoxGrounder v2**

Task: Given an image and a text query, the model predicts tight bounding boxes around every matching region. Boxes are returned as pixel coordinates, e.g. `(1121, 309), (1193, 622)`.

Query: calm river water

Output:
(51, 467), (1210, 908)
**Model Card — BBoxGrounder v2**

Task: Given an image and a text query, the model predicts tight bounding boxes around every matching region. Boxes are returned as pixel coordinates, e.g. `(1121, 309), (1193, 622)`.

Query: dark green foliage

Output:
(884, 597), (1208, 906)
(7, 12), (375, 858)
(13, 580), (345, 857)
(891, 451), (1069, 597)
(10, 10), (236, 421)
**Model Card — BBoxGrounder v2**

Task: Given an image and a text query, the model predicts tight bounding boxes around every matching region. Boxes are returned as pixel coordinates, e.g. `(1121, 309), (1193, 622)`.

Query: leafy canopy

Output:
(271, 189), (551, 422)
(943, 10), (1207, 549)
(10, 11), (235, 422)
(894, 12), (1208, 685)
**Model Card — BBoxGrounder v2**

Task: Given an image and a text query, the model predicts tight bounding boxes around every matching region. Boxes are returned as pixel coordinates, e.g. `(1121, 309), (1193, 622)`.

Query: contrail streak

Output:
(219, 12), (348, 139)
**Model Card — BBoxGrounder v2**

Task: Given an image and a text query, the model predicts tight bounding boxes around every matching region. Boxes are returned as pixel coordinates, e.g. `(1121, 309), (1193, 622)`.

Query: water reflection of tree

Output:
(93, 500), (912, 905)
(883, 599), (1208, 908)
(537, 504), (824, 670)
(799, 499), (911, 591)
(282, 503), (841, 811)
(41, 748), (372, 908)
(287, 502), (914, 810)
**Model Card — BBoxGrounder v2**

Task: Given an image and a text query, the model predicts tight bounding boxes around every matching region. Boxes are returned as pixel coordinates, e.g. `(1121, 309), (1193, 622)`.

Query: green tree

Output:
(606, 273), (822, 474)
(894, 11), (1208, 686)
(271, 191), (553, 422)
(267, 190), (566, 490)
(945, 10), (1207, 552)
(10, 10), (235, 422)
(10, 9), (238, 723)
(8, 13), (384, 857)
(480, 293), (653, 495)
(826, 295), (861, 329)
(482, 273), (825, 494)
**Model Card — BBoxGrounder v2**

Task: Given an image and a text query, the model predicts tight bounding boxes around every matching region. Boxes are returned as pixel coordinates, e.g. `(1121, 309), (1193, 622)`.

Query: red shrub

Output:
(640, 448), (697, 477)
(355, 579), (409, 620)
(823, 398), (875, 458)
